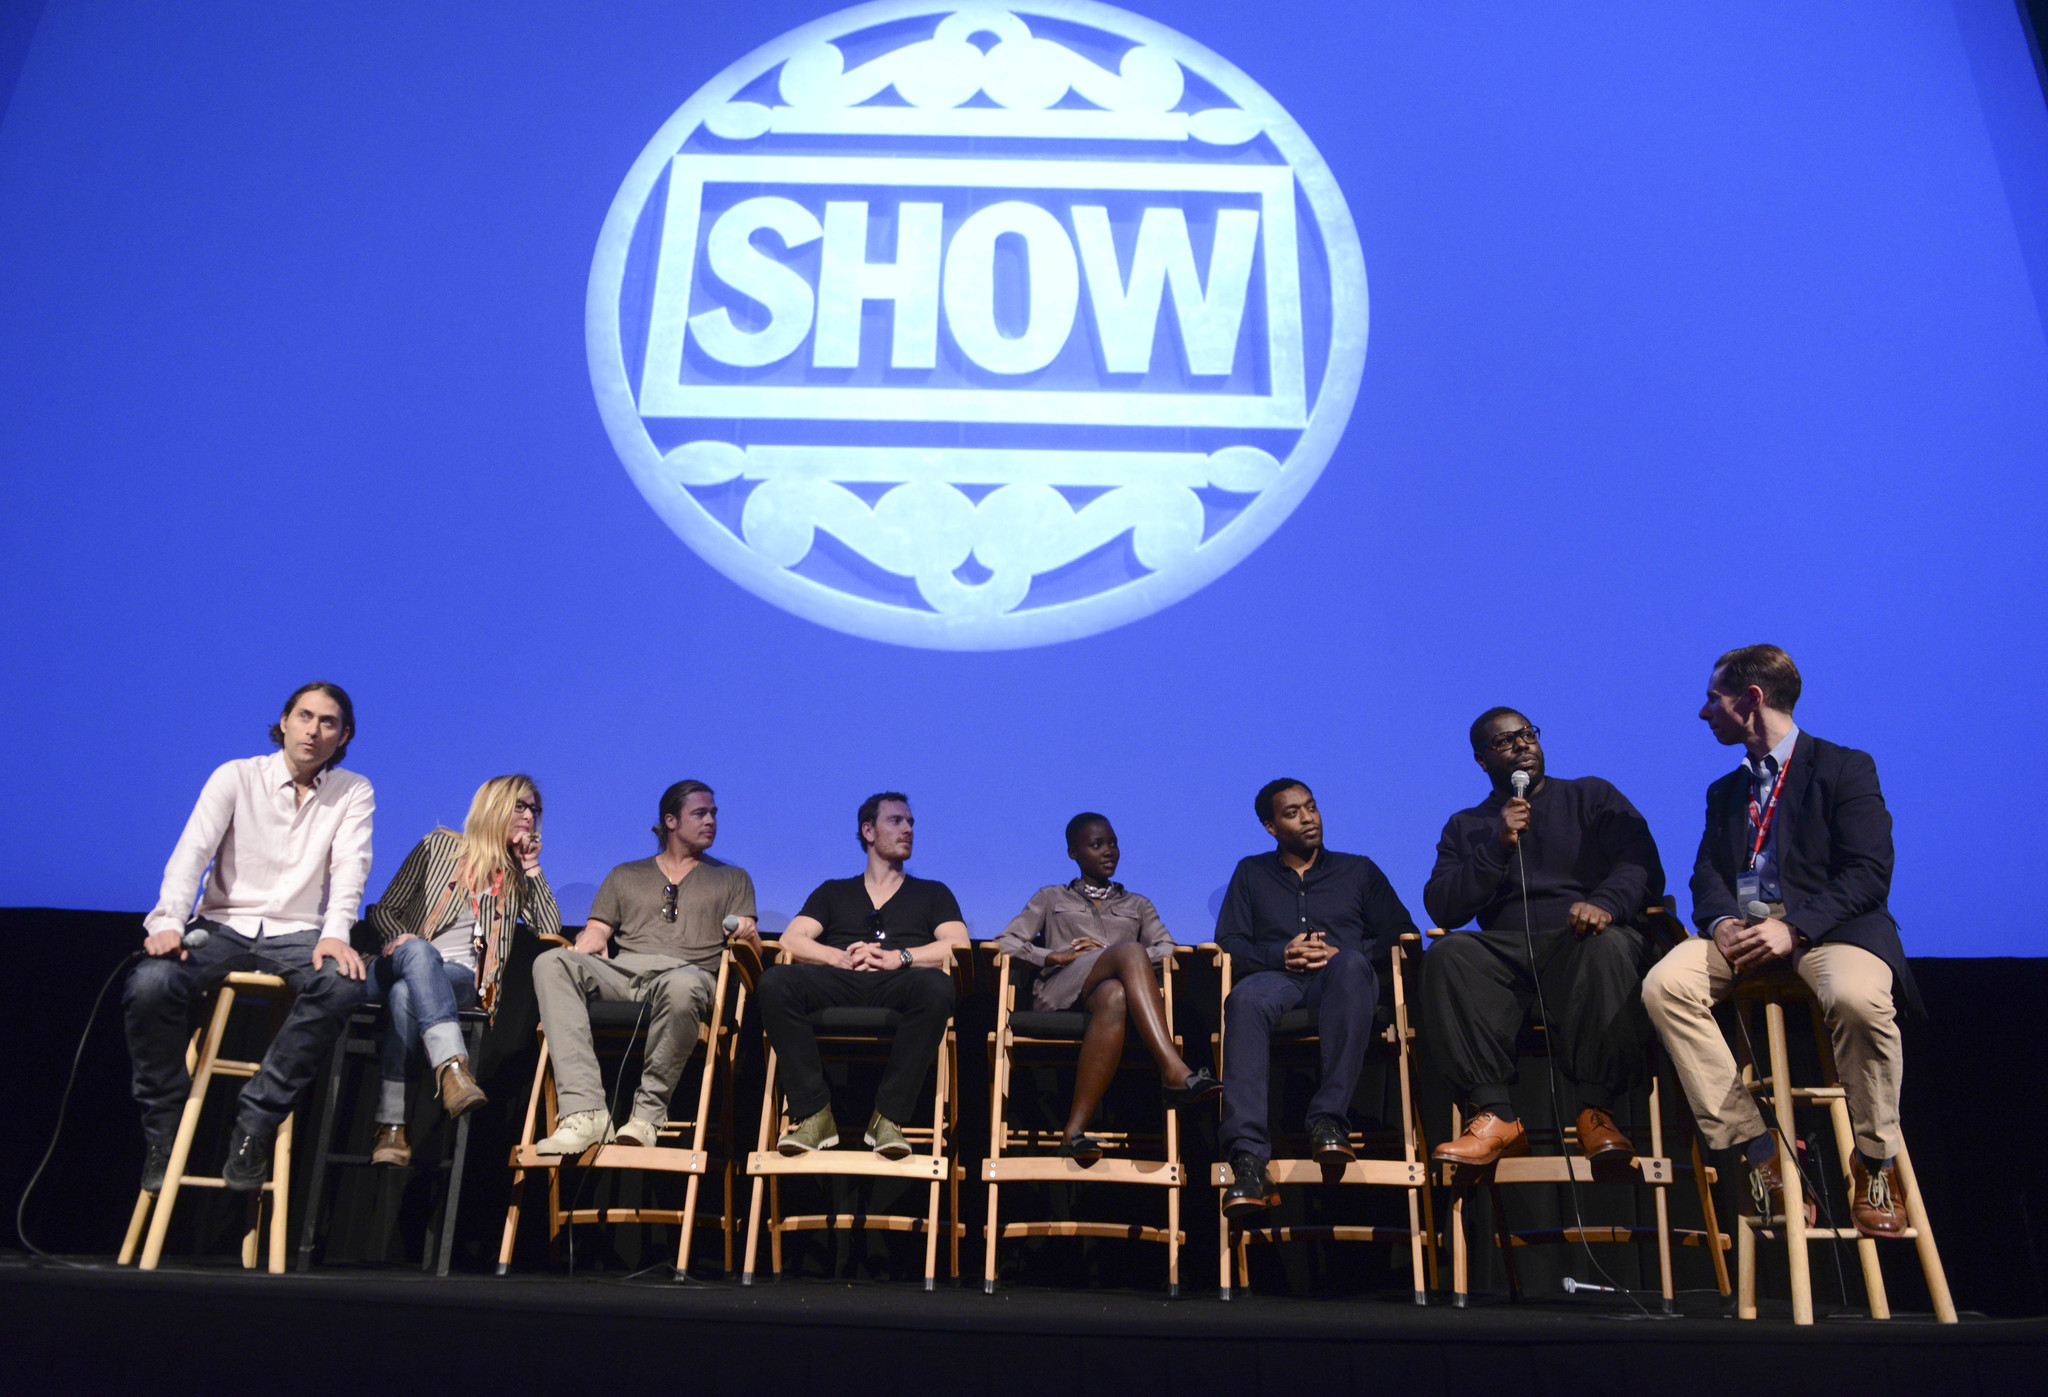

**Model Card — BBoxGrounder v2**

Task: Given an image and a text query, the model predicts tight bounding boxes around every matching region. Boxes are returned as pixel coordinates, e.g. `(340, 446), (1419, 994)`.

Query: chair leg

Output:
(741, 1172), (767, 1285)
(118, 1190), (153, 1266)
(1166, 1178), (1181, 1298)
(266, 1110), (293, 1274)
(1405, 1182), (1427, 1305)
(677, 1172), (702, 1279)
(1826, 1092), (1890, 1318)
(296, 1022), (353, 1272)
(1217, 1191), (1232, 1301)
(984, 1182), (1001, 1294)
(1450, 1187), (1470, 1307)
(140, 997), (232, 1271)
(1764, 1001), (1814, 1325)
(1892, 1141), (1958, 1323)
(1691, 1136), (1731, 1298)
(498, 1169), (527, 1276)
(1738, 1214), (1757, 1318)
(437, 1107), (472, 1278)
(769, 1176), (785, 1277)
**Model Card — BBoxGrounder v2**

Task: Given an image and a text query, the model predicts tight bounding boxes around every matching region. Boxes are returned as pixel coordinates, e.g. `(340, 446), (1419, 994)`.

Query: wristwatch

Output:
(898, 947), (914, 969)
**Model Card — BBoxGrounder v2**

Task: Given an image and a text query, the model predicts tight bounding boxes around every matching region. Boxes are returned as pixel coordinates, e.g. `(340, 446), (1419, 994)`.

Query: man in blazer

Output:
(1642, 645), (1914, 1238)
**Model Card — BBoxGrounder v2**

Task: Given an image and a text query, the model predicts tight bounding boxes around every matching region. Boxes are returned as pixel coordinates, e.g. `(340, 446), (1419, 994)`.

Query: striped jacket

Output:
(369, 828), (561, 1017)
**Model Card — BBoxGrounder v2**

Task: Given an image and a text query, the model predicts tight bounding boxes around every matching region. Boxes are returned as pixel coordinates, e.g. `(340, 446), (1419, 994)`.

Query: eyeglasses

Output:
(1482, 726), (1541, 754)
(864, 909), (886, 942)
(662, 883), (680, 922)
(514, 799), (540, 816)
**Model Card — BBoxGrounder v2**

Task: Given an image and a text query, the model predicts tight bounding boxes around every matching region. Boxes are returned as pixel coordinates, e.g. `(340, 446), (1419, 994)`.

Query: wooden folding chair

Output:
(119, 971), (297, 1273)
(742, 942), (972, 1290)
(1730, 967), (1955, 1324)
(1433, 912), (1731, 1312)
(1208, 933), (1436, 1303)
(496, 933), (755, 1279)
(982, 944), (1189, 1295)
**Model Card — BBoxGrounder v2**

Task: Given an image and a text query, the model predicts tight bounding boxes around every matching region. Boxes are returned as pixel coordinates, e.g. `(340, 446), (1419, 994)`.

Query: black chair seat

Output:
(809, 1006), (904, 1033)
(587, 1000), (651, 1030)
(1009, 1009), (1088, 1039)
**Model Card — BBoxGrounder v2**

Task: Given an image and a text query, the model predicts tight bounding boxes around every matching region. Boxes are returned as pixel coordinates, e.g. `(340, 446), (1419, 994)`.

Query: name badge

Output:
(1736, 873), (1762, 908)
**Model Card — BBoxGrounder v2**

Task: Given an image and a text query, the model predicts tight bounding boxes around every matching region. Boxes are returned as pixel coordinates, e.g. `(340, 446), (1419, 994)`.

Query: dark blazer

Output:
(1689, 731), (1921, 1017)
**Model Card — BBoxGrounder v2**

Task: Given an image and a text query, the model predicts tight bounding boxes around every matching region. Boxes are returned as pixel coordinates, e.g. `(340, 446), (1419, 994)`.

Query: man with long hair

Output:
(365, 774), (561, 1165)
(530, 780), (757, 1153)
(125, 681), (375, 1193)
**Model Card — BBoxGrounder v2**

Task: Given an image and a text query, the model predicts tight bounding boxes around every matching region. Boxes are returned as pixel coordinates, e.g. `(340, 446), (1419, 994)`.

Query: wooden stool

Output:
(118, 971), (297, 1272)
(294, 1004), (488, 1275)
(1731, 971), (1956, 1324)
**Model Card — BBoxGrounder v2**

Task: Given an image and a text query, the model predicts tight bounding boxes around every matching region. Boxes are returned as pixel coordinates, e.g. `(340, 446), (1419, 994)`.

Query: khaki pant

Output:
(532, 948), (716, 1122)
(1641, 936), (1901, 1161)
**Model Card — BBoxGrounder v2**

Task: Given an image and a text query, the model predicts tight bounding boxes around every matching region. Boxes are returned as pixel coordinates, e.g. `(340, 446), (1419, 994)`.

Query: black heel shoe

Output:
(1161, 1066), (1222, 1110)
(1057, 1133), (1106, 1163)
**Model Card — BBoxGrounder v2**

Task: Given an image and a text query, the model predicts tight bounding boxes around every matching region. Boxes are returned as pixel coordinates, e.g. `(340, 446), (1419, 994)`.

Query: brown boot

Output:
(437, 1055), (488, 1119)
(370, 1124), (411, 1167)
(1431, 1112), (1529, 1175)
(1852, 1156), (1908, 1238)
(1576, 1107), (1635, 1182)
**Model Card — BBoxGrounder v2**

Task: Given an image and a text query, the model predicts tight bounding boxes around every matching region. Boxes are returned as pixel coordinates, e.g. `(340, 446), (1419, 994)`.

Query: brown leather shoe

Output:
(1741, 1133), (1818, 1228)
(1852, 1157), (1908, 1238)
(437, 1055), (488, 1119)
(370, 1123), (411, 1167)
(1576, 1107), (1635, 1182)
(1431, 1112), (1530, 1174)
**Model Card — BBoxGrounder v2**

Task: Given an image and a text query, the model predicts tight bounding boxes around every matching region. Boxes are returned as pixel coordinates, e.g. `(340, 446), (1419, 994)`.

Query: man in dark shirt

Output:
(757, 792), (970, 1159)
(1215, 779), (1420, 1219)
(1423, 709), (1664, 1179)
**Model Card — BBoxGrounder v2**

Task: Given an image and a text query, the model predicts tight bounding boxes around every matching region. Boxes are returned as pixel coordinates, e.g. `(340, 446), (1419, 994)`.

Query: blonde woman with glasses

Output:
(366, 774), (560, 1165)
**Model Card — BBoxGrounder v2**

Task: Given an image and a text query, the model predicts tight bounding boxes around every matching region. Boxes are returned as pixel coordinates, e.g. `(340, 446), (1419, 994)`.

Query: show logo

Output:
(588, 1), (1366, 649)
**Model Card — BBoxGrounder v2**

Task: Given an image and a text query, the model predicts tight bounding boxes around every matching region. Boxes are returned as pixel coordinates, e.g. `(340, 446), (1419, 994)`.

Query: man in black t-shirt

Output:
(1422, 708), (1665, 1180)
(757, 792), (970, 1158)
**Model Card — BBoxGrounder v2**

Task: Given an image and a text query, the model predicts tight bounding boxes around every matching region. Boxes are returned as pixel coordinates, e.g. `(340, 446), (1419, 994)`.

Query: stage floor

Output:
(4, 1254), (2039, 1395)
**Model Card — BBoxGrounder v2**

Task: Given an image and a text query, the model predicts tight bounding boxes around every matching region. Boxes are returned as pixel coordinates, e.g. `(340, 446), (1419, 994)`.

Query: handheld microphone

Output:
(1511, 770), (1530, 799)
(1562, 1277), (1617, 1295)
(181, 924), (211, 950)
(721, 914), (744, 934)
(1745, 900), (1772, 925)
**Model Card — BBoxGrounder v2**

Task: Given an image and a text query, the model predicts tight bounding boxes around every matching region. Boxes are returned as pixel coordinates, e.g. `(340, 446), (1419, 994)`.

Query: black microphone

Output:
(1511, 769), (1530, 799)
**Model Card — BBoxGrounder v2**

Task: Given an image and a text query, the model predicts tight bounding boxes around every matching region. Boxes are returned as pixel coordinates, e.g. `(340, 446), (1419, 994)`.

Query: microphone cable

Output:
(14, 948), (143, 1266)
(1508, 806), (1657, 1318)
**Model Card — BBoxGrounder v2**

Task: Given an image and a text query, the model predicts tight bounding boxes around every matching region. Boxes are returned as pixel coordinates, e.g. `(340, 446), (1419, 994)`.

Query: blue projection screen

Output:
(2, 1), (2045, 955)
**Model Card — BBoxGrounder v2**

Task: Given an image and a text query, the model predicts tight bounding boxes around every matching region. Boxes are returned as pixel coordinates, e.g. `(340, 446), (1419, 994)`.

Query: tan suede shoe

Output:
(1742, 1132), (1819, 1228)
(1431, 1112), (1530, 1174)
(437, 1055), (488, 1119)
(370, 1124), (411, 1167)
(1852, 1156), (1908, 1238)
(1576, 1107), (1635, 1182)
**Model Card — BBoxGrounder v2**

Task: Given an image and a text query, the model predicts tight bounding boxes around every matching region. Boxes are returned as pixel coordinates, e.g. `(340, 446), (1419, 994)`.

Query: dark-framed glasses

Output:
(662, 883), (680, 922)
(514, 798), (540, 816)
(1483, 726), (1541, 754)
(864, 909), (886, 942)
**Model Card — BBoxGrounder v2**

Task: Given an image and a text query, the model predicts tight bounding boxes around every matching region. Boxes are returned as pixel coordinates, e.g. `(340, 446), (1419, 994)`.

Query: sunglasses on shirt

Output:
(662, 883), (680, 922)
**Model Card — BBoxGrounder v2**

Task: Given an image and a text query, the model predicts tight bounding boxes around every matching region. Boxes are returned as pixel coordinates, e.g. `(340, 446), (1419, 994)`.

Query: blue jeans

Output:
(373, 938), (478, 1124)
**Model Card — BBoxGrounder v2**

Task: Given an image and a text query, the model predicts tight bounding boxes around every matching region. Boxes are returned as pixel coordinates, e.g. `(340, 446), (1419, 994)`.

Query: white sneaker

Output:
(534, 1108), (615, 1155)
(614, 1117), (660, 1148)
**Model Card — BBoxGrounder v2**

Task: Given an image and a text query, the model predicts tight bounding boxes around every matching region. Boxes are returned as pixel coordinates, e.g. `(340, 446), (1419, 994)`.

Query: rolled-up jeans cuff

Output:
(421, 1021), (466, 1071)
(376, 1079), (407, 1125)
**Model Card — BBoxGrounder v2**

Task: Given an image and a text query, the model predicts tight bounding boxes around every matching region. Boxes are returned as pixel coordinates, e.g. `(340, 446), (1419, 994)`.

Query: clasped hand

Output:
(1566, 901), (1612, 936)
(1714, 915), (1797, 972)
(846, 941), (901, 972)
(1283, 932), (1335, 973)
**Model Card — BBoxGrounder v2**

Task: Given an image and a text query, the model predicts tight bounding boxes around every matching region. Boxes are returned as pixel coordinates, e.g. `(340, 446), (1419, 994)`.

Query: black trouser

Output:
(1418, 922), (1649, 1116)
(123, 921), (371, 1145)
(755, 964), (956, 1125)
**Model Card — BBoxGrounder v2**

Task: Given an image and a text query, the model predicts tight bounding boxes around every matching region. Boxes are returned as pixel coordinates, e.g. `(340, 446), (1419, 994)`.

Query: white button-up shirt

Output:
(144, 751), (375, 943)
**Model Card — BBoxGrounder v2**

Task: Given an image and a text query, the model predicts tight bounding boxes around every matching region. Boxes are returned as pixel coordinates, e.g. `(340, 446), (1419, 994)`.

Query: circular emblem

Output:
(588, 1), (1367, 649)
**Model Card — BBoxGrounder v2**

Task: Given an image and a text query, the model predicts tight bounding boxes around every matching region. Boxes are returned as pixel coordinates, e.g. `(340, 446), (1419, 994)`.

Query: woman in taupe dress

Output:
(995, 813), (1220, 1160)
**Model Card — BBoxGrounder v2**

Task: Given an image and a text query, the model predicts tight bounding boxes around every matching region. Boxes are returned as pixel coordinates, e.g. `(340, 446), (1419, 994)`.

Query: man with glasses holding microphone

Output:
(532, 780), (758, 1153)
(1422, 709), (1666, 1179)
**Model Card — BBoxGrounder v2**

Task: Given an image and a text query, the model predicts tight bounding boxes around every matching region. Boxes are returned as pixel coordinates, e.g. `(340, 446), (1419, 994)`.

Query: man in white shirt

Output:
(124, 681), (375, 1193)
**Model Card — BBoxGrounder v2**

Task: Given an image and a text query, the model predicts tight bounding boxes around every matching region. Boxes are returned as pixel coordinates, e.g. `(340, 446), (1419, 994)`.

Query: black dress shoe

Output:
(1309, 1116), (1356, 1163)
(221, 1126), (272, 1193)
(1057, 1133), (1106, 1163)
(1161, 1066), (1223, 1111)
(141, 1143), (173, 1193)
(1221, 1151), (1280, 1220)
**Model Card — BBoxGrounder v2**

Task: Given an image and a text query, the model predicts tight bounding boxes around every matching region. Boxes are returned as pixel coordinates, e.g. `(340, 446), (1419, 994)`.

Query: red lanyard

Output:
(1746, 757), (1790, 870)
